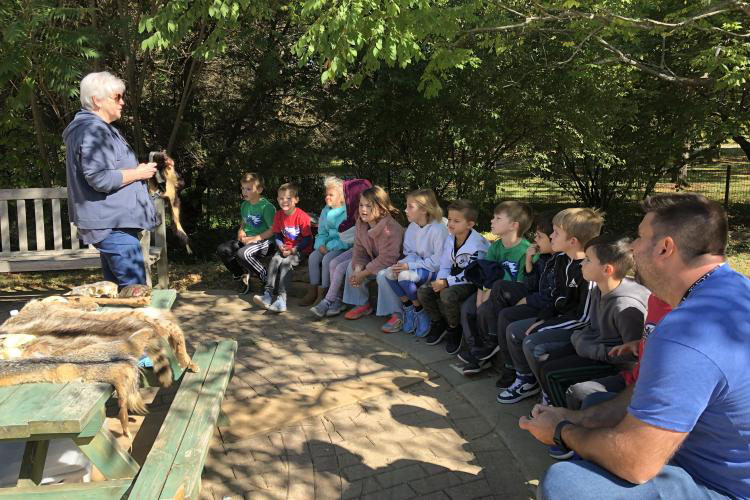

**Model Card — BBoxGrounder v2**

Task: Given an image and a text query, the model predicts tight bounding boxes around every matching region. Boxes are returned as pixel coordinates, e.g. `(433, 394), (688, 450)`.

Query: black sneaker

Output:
(240, 274), (252, 295)
(444, 329), (462, 355)
(424, 321), (448, 345)
(457, 349), (475, 364)
(462, 358), (491, 376)
(472, 344), (500, 361)
(495, 365), (517, 388)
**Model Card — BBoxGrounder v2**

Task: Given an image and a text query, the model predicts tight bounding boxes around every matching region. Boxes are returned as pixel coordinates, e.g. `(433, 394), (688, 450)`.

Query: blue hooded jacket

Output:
(62, 110), (159, 232)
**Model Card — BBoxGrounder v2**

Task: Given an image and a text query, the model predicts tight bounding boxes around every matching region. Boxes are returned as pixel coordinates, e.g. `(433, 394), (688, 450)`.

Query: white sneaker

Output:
(253, 292), (273, 309)
(496, 377), (540, 404)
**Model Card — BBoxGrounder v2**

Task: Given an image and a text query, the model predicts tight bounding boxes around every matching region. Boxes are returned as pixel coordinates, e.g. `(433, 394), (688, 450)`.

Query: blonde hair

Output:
(240, 172), (265, 190)
(323, 176), (345, 207)
(360, 185), (400, 222)
(80, 72), (125, 111)
(407, 188), (442, 223)
(552, 208), (605, 246)
(278, 182), (300, 198)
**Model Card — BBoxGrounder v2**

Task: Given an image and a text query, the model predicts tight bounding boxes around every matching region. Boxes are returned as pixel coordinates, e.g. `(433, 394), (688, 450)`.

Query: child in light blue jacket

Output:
(300, 177), (351, 306)
(376, 188), (449, 335)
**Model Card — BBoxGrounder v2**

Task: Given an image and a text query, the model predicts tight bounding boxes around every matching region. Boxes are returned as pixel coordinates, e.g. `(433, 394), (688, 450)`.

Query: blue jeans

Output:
(93, 229), (147, 287)
(539, 460), (729, 500)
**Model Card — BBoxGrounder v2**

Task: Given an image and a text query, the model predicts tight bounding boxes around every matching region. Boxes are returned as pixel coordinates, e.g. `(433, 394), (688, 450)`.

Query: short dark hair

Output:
(447, 199), (478, 223)
(534, 210), (556, 237)
(641, 193), (727, 263)
(494, 201), (534, 237)
(278, 182), (299, 198)
(585, 234), (634, 279)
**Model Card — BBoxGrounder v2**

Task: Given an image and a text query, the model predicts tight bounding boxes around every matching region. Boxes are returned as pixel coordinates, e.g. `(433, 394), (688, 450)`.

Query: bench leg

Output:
(17, 440), (49, 487)
(74, 425), (139, 480)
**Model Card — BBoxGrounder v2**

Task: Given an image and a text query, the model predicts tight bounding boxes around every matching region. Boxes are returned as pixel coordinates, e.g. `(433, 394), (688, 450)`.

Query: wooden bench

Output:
(0, 188), (169, 288)
(127, 340), (237, 499)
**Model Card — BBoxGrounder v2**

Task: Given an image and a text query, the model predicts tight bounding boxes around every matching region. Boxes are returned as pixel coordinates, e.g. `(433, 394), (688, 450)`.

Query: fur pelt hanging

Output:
(0, 297), (197, 438)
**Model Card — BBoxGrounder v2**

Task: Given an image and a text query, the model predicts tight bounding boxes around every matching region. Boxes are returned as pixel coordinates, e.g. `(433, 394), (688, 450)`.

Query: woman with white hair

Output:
(63, 71), (159, 287)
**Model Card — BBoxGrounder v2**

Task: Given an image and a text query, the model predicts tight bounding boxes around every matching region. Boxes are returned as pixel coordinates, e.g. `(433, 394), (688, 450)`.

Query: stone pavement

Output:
(169, 291), (554, 500)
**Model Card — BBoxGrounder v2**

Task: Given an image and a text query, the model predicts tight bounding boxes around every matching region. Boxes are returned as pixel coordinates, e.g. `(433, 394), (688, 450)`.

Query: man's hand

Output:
(518, 404), (567, 445)
(609, 340), (640, 358)
(525, 320), (543, 336)
(319, 245), (328, 255)
(431, 279), (448, 292)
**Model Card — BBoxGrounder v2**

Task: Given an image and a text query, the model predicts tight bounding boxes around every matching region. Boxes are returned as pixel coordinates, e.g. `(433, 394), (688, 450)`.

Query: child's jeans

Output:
(324, 249), (353, 302)
(417, 283), (475, 328)
(376, 267), (434, 317)
(308, 248), (344, 288)
(264, 252), (301, 298)
(461, 280), (528, 353)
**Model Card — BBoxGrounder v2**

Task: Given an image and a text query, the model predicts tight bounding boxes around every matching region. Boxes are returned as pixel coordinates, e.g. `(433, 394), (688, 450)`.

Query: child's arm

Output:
(365, 224), (403, 275)
(409, 225), (449, 272)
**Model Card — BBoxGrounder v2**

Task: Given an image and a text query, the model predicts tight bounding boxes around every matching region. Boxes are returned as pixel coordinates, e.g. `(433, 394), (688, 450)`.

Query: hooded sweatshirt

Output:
(436, 229), (490, 286)
(401, 220), (450, 273)
(570, 277), (650, 364)
(62, 110), (158, 232)
(351, 216), (405, 275)
(314, 205), (350, 252)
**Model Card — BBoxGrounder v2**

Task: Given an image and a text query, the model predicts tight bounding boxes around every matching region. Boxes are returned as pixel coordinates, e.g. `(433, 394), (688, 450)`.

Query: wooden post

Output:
(17, 440), (49, 487)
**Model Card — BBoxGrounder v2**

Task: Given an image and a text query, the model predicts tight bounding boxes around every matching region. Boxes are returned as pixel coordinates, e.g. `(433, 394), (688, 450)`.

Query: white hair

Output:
(80, 72), (125, 111)
(323, 176), (343, 192)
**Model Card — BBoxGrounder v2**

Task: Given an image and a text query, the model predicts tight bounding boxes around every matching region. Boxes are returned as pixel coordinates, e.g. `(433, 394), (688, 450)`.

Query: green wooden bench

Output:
(127, 339), (237, 499)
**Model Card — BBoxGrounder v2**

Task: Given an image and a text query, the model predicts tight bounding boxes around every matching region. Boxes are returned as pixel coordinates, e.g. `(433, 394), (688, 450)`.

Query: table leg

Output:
(73, 424), (139, 479)
(17, 440), (49, 487)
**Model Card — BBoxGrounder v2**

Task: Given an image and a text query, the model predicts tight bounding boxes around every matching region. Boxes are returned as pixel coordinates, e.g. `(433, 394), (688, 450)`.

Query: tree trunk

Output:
(117, 0), (145, 157)
(167, 32), (204, 154)
(733, 136), (750, 164)
(29, 84), (52, 186)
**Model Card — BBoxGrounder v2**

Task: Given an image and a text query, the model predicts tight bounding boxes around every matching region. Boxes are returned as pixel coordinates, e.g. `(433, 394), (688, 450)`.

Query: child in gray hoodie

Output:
(529, 234), (650, 402)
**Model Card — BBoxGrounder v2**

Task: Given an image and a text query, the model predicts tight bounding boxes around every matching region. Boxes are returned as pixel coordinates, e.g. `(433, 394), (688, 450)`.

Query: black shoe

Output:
(444, 330), (462, 355)
(457, 349), (475, 364)
(462, 358), (491, 375)
(240, 275), (252, 295)
(472, 344), (500, 361)
(495, 365), (516, 388)
(424, 321), (448, 345)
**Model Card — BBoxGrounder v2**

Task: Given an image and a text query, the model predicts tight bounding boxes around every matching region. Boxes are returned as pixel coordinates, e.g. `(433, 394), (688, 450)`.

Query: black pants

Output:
(461, 280), (530, 354)
(216, 239), (273, 281)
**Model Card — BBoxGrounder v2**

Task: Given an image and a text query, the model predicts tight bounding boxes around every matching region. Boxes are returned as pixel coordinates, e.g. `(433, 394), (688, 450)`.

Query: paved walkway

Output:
(170, 291), (554, 500)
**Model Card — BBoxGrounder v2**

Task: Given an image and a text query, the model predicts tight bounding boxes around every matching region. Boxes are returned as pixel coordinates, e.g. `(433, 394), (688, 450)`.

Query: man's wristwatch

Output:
(553, 420), (573, 451)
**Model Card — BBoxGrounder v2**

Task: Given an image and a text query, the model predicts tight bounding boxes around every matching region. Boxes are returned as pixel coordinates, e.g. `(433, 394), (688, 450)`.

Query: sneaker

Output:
(414, 309), (431, 337)
(268, 296), (287, 313)
(495, 366), (517, 389)
(381, 314), (403, 333)
(402, 306), (416, 334)
(326, 300), (345, 317)
(252, 292), (273, 309)
(444, 328), (462, 355)
(311, 299), (331, 318)
(456, 349), (475, 364)
(424, 320), (448, 345)
(240, 274), (252, 295)
(548, 445), (575, 460)
(344, 304), (373, 320)
(497, 377), (540, 404)
(472, 344), (500, 361)
(462, 358), (490, 376)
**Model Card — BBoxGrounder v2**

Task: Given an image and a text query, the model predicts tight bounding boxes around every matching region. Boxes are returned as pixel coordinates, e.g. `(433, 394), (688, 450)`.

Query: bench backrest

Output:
(0, 188), (81, 255)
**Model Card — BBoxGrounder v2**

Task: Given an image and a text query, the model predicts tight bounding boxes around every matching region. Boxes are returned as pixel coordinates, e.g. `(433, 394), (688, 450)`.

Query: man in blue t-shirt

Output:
(518, 193), (750, 499)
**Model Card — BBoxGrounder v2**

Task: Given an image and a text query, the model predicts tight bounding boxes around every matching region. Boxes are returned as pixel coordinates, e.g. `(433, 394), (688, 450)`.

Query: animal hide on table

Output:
(0, 297), (197, 438)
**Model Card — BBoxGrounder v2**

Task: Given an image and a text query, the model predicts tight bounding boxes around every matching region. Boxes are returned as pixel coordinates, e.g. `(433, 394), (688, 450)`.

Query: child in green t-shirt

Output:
(216, 172), (276, 293)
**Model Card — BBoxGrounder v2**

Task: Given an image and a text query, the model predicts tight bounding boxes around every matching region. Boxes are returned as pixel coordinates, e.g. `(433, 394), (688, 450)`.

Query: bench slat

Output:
(34, 199), (45, 251)
(127, 345), (217, 498)
(16, 200), (27, 252)
(159, 340), (237, 499)
(0, 478), (132, 499)
(0, 200), (9, 253)
(51, 198), (62, 250)
(70, 222), (80, 250)
(0, 187), (67, 201)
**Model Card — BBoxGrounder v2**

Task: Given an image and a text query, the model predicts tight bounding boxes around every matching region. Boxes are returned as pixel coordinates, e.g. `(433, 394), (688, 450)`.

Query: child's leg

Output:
(496, 304), (539, 363)
(276, 254), (301, 298)
(376, 268), (404, 316)
(437, 285), (475, 328)
(505, 317), (539, 375)
(324, 250), (353, 302)
(460, 292), (481, 351)
(264, 253), (284, 294)
(216, 239), (244, 278)
(521, 329), (574, 386)
(417, 283), (442, 323)
(565, 374), (625, 411)
(320, 249), (343, 288)
(396, 269), (432, 303)
(236, 239), (273, 283)
(307, 249), (324, 286)
(343, 261), (373, 306)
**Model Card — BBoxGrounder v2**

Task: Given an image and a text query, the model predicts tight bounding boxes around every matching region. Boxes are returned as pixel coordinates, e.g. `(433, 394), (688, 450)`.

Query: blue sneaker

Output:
(268, 296), (287, 313)
(414, 309), (430, 337)
(402, 306), (416, 334)
(253, 292), (273, 309)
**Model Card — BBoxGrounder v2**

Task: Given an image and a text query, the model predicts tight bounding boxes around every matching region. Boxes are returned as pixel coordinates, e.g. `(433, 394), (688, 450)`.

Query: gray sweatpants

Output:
(265, 252), (301, 298)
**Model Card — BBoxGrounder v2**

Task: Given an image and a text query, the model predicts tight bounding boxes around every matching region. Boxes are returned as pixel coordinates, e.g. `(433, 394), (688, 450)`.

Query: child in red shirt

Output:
(252, 183), (312, 312)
